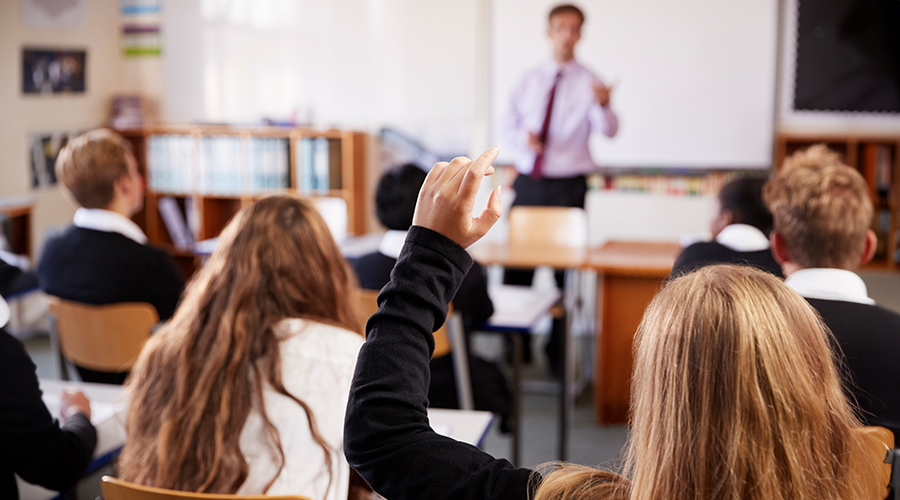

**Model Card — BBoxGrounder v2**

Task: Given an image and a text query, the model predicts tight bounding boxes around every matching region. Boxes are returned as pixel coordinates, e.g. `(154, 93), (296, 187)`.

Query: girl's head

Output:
(624, 264), (864, 500)
(119, 194), (361, 493)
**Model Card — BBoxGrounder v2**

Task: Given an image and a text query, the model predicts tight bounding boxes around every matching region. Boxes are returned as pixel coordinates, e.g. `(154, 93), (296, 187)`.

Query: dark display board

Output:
(794, 0), (900, 113)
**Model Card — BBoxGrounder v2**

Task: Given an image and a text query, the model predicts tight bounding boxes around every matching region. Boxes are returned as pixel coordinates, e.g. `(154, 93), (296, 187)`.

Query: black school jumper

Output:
(345, 226), (533, 500)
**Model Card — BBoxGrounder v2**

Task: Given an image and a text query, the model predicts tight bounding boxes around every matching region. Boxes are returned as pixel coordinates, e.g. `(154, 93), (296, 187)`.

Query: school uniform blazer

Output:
(671, 241), (783, 279)
(807, 298), (900, 437)
(0, 328), (96, 499)
(36, 226), (185, 320)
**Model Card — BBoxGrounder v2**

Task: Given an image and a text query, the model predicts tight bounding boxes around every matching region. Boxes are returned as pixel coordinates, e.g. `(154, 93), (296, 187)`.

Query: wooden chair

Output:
(508, 205), (588, 249)
(356, 289), (473, 409)
(100, 476), (311, 500)
(856, 426), (895, 500)
(47, 296), (159, 380)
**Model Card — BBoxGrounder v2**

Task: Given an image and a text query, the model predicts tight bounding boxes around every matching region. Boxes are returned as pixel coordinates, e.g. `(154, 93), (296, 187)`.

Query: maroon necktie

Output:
(532, 71), (563, 179)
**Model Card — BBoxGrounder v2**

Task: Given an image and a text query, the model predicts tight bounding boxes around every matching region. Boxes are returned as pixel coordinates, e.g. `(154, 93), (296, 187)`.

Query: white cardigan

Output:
(237, 318), (364, 500)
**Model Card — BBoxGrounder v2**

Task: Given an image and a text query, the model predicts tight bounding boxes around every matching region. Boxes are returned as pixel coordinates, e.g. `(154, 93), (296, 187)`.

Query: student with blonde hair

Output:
(765, 144), (900, 436)
(344, 148), (889, 500)
(37, 128), (184, 384)
(119, 195), (364, 500)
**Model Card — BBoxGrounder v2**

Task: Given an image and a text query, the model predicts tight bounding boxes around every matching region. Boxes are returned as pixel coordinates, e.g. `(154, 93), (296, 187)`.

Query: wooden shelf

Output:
(118, 125), (369, 278)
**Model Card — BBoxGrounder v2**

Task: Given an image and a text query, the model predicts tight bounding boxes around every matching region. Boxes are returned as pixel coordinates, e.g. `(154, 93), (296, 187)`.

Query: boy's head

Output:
(710, 177), (772, 238)
(55, 129), (144, 215)
(548, 4), (584, 62)
(375, 163), (428, 231)
(763, 144), (875, 271)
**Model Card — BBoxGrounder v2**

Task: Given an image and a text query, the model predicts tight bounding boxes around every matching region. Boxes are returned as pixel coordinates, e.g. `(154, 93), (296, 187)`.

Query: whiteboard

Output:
(491, 0), (779, 169)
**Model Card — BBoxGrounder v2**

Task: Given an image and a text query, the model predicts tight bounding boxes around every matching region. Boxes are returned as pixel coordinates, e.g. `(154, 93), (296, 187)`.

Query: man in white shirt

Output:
(763, 144), (900, 436)
(37, 129), (184, 384)
(502, 4), (619, 369)
(502, 3), (618, 209)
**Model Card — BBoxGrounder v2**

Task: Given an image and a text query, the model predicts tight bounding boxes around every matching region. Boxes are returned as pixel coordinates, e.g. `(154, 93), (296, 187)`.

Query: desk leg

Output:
(594, 274), (665, 425)
(508, 332), (522, 467)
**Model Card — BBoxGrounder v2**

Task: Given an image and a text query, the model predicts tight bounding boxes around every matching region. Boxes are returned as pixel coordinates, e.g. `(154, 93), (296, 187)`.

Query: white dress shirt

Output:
(72, 208), (148, 244)
(503, 59), (618, 177)
(715, 224), (770, 252)
(0, 297), (9, 329)
(378, 230), (408, 260)
(238, 318), (364, 500)
(785, 268), (875, 305)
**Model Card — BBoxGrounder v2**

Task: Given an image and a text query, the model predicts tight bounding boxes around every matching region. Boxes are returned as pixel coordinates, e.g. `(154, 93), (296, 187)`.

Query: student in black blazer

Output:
(36, 129), (185, 384)
(672, 177), (782, 278)
(765, 144), (900, 437)
(0, 297), (97, 499)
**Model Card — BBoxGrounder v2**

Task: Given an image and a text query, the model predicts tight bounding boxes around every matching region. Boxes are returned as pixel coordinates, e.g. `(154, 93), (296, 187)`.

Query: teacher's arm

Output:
(590, 79), (619, 138)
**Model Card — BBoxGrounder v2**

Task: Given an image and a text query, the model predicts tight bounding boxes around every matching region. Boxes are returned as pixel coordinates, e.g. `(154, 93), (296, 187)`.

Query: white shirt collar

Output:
(73, 208), (148, 244)
(0, 296), (8, 329)
(378, 230), (408, 260)
(784, 268), (875, 305)
(715, 224), (770, 252)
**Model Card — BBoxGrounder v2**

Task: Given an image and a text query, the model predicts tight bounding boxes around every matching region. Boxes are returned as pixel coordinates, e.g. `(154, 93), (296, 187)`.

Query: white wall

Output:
(0, 0), (150, 256)
(491, 0), (779, 169)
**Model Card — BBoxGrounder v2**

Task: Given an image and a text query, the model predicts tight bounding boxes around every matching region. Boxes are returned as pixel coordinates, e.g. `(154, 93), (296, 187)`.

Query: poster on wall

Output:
(119, 0), (162, 57)
(22, 48), (86, 94)
(22, 0), (85, 28)
(29, 130), (83, 189)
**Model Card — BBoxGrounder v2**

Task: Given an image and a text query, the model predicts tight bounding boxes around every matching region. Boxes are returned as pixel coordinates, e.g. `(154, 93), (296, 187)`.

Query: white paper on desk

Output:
(486, 285), (560, 329)
(41, 393), (121, 425)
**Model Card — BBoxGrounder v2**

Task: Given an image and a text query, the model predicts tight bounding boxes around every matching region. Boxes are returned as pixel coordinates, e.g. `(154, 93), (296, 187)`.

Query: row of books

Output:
(147, 135), (291, 194)
(591, 171), (735, 197)
(296, 137), (343, 191)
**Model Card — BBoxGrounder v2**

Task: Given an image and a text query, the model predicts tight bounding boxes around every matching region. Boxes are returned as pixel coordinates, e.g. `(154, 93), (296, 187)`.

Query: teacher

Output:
(502, 3), (618, 209)
(502, 4), (618, 371)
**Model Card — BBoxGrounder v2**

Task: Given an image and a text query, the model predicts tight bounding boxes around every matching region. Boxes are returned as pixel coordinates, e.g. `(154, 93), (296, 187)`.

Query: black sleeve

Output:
(453, 261), (494, 327)
(344, 227), (533, 500)
(146, 248), (185, 320)
(0, 330), (97, 492)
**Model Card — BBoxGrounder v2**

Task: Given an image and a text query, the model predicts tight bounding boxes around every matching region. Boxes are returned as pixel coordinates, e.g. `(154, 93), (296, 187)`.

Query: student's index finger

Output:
(459, 147), (499, 199)
(422, 161), (450, 190)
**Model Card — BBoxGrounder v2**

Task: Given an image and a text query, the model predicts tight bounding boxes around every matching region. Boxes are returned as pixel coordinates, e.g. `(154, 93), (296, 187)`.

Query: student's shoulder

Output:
(807, 298), (900, 327)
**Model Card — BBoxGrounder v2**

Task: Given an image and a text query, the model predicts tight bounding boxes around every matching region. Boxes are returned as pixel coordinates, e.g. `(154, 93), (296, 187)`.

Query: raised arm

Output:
(344, 150), (533, 500)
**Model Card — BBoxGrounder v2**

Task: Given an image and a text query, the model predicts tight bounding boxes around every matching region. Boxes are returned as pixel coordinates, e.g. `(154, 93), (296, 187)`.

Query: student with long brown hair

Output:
(120, 195), (364, 499)
(343, 148), (889, 500)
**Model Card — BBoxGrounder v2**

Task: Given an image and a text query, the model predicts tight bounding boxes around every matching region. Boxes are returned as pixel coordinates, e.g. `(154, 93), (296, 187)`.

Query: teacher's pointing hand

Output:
(413, 147), (503, 249)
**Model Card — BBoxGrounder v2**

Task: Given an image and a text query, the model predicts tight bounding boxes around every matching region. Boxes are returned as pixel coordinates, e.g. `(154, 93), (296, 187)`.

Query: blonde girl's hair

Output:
(533, 264), (883, 500)
(118, 194), (363, 494)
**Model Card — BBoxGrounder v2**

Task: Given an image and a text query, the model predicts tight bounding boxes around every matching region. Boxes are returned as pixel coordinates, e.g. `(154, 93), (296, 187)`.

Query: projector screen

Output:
(491, 0), (779, 169)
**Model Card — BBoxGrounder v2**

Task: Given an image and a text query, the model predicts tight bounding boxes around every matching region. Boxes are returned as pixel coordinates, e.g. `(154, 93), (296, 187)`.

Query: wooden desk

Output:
(469, 241), (585, 461)
(0, 197), (35, 259)
(585, 241), (681, 425)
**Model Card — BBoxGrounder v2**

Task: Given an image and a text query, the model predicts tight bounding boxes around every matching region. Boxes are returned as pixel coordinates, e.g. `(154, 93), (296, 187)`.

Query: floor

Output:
(21, 269), (900, 478)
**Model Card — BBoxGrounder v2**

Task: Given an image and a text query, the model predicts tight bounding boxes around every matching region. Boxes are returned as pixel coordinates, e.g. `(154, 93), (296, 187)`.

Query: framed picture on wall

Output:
(29, 130), (84, 189)
(22, 47), (86, 94)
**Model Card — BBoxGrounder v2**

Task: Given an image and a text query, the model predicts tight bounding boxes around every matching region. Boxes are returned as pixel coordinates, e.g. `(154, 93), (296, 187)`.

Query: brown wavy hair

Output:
(534, 265), (883, 500)
(119, 194), (363, 494)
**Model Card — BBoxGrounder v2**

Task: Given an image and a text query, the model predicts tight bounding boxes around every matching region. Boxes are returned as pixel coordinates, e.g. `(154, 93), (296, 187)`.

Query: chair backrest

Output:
(47, 296), (159, 373)
(508, 206), (587, 249)
(357, 289), (452, 358)
(854, 426), (895, 500)
(100, 476), (311, 500)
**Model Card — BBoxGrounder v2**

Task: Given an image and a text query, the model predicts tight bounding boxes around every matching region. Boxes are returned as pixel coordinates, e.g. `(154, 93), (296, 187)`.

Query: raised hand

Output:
(412, 147), (503, 249)
(593, 80), (616, 107)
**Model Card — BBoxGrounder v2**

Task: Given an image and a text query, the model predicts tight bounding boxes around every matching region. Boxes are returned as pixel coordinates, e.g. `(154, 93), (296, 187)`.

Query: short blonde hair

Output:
(763, 144), (873, 269)
(55, 129), (134, 209)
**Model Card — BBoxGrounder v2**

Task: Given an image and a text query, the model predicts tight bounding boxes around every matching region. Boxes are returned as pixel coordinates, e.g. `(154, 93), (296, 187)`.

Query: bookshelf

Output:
(116, 125), (368, 276)
(774, 133), (900, 267)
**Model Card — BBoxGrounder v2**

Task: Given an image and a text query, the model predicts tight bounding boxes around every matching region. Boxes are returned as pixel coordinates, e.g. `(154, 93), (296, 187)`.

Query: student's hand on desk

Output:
(413, 147), (503, 249)
(61, 389), (92, 421)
